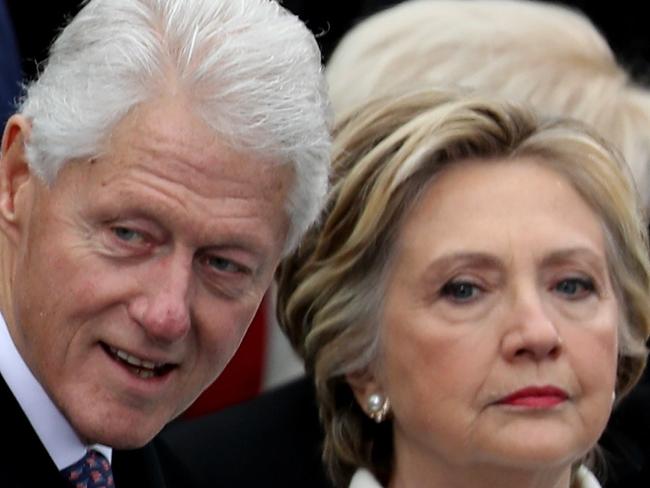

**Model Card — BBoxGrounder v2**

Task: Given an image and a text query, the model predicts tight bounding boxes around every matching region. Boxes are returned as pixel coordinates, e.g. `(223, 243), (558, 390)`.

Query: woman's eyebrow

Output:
(422, 252), (503, 278)
(540, 247), (607, 271)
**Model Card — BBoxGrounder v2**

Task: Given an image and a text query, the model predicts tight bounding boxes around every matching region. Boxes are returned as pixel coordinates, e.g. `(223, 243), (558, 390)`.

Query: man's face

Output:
(1, 98), (292, 447)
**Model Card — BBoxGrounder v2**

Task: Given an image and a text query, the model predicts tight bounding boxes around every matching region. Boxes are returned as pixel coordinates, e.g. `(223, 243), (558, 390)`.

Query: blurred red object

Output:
(182, 295), (267, 418)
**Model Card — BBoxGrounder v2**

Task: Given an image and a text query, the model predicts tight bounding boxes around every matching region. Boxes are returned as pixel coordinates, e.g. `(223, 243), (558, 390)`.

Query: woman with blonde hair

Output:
(276, 87), (650, 488)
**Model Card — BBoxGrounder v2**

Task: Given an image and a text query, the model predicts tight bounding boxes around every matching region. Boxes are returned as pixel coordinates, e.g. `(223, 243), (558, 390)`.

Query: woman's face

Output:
(361, 159), (619, 478)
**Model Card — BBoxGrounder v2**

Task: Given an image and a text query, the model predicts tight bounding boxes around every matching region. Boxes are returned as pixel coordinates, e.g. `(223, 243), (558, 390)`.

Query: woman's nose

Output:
(500, 289), (562, 361)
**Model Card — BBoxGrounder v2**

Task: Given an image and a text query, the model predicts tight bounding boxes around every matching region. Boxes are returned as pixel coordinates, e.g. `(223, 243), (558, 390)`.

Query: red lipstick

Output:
(497, 386), (568, 408)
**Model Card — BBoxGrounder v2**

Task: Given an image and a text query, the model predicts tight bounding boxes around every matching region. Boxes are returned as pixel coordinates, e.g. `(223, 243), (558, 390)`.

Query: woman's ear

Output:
(0, 115), (35, 243)
(346, 369), (385, 414)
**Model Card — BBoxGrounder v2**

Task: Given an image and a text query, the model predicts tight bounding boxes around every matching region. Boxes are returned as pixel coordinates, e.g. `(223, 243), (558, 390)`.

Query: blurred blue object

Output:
(1, 0), (21, 127)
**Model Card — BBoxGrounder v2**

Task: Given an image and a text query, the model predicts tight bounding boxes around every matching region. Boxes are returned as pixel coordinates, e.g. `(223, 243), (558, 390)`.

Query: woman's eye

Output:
(112, 226), (144, 243)
(554, 277), (595, 299)
(440, 281), (481, 302)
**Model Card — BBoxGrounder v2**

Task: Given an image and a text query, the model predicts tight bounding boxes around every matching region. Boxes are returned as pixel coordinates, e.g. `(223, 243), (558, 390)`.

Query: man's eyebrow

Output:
(204, 239), (266, 259)
(100, 201), (270, 258)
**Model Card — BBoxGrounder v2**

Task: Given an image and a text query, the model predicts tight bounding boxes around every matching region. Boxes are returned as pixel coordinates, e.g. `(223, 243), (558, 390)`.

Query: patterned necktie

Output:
(60, 450), (115, 488)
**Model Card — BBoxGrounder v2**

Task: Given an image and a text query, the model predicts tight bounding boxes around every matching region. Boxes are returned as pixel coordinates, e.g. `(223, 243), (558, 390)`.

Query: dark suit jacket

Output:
(0, 374), (191, 488)
(600, 366), (650, 488)
(159, 376), (334, 488)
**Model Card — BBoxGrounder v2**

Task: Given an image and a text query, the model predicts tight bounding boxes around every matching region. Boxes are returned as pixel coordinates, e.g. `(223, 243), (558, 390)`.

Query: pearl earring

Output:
(367, 393), (391, 423)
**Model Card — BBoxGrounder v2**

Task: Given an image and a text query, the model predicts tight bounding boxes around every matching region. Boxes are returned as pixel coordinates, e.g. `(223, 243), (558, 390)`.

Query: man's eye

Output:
(554, 277), (595, 298)
(440, 280), (480, 302)
(205, 256), (244, 274)
(112, 226), (144, 243)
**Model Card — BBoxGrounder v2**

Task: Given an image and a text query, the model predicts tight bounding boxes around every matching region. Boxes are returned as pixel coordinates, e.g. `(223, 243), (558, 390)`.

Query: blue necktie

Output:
(60, 450), (115, 488)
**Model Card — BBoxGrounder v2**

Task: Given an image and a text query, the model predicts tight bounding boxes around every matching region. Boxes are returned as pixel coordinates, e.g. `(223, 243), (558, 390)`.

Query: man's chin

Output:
(84, 428), (160, 450)
(71, 412), (167, 449)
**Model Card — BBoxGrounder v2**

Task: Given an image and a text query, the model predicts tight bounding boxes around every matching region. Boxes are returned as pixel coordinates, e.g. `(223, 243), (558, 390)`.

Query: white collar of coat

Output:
(348, 465), (602, 488)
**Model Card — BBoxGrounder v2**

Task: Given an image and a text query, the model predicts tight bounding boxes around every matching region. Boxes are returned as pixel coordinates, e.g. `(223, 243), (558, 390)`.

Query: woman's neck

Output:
(387, 446), (573, 488)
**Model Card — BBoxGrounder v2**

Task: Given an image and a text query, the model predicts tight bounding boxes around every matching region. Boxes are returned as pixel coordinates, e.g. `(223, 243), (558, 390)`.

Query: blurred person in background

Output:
(0, 0), (21, 127)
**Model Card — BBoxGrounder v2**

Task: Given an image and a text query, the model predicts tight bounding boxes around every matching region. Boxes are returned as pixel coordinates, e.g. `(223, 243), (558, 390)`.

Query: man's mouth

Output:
(101, 343), (175, 379)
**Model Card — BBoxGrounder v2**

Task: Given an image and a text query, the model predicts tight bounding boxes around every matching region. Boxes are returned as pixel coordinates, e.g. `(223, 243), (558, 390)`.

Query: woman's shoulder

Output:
(349, 468), (383, 488)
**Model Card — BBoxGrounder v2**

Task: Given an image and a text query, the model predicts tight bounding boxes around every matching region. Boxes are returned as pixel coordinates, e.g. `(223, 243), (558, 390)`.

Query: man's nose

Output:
(128, 254), (193, 344)
(500, 287), (562, 361)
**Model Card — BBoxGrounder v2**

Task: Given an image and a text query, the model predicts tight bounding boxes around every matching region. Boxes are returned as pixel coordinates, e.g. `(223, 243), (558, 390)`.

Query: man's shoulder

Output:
(113, 438), (195, 488)
(164, 375), (321, 441)
(158, 375), (333, 488)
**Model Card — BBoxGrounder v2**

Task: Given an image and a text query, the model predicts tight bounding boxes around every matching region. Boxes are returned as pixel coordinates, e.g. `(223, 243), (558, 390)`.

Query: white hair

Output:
(20, 0), (331, 253)
(326, 0), (650, 214)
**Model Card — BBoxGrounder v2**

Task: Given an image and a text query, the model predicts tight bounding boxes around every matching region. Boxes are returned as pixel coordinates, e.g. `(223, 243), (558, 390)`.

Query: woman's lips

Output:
(497, 386), (569, 408)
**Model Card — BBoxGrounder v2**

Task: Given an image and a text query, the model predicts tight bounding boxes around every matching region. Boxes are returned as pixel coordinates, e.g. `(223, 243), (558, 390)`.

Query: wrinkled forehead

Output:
(42, 99), (294, 257)
(90, 97), (291, 195)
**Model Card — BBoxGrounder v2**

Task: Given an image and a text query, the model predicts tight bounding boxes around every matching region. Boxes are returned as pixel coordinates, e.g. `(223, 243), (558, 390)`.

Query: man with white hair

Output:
(0, 0), (330, 486)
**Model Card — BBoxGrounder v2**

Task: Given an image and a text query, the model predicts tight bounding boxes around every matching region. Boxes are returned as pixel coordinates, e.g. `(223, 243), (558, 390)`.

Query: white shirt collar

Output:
(0, 312), (112, 469)
(348, 466), (602, 488)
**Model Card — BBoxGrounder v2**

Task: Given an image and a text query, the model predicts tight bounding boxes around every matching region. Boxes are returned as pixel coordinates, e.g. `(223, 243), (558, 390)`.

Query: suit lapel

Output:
(1, 373), (187, 488)
(0, 374), (69, 487)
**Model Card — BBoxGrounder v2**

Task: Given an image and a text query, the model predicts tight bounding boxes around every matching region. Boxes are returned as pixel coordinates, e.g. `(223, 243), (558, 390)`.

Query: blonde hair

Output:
(326, 0), (650, 214)
(276, 88), (650, 486)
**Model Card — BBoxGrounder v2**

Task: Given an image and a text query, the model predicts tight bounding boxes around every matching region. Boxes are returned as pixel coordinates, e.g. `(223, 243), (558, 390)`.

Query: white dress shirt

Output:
(349, 465), (602, 488)
(0, 312), (111, 469)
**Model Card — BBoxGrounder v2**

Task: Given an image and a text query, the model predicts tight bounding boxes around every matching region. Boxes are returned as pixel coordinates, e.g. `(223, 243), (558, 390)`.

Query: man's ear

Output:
(346, 368), (385, 415)
(0, 115), (35, 243)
